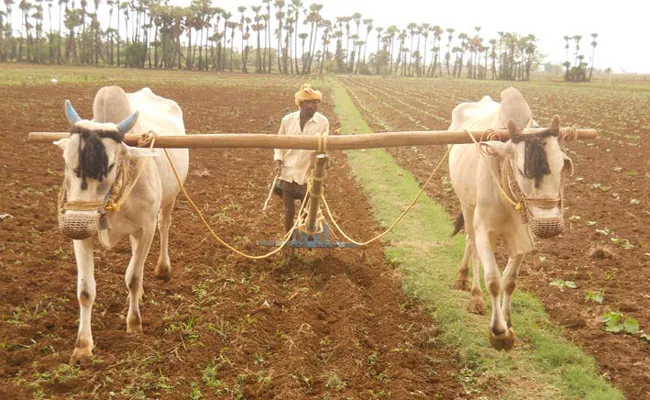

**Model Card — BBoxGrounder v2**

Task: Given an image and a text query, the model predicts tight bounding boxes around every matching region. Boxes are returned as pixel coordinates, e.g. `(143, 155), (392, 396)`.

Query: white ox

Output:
(54, 86), (189, 365)
(448, 87), (573, 350)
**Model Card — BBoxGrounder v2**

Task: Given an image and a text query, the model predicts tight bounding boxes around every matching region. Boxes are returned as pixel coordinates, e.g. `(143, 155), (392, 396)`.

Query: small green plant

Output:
(322, 371), (347, 392)
(550, 280), (577, 291)
(602, 311), (639, 334)
(585, 289), (605, 304)
(192, 281), (211, 302)
(189, 381), (202, 400)
(203, 363), (226, 393)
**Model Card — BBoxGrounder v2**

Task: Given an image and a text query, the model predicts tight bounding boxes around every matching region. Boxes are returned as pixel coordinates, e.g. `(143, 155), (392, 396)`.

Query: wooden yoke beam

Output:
(27, 127), (597, 149)
(306, 154), (328, 235)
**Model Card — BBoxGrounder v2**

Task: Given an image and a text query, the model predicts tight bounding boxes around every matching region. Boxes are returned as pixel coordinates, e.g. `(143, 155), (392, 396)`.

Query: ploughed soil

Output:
(0, 76), (492, 399)
(339, 75), (650, 399)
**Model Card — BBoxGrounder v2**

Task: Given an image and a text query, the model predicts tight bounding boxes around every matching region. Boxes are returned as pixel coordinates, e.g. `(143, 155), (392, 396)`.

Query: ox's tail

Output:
(451, 213), (464, 237)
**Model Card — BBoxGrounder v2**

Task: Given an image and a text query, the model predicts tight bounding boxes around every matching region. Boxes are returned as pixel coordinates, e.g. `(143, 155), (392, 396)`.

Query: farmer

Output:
(273, 84), (330, 233)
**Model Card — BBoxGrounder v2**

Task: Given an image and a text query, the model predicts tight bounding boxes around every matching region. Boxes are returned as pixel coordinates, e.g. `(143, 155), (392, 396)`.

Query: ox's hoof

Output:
(127, 315), (143, 334)
(467, 297), (486, 315)
(69, 347), (93, 367)
(454, 279), (471, 291)
(154, 263), (172, 282)
(488, 327), (516, 351)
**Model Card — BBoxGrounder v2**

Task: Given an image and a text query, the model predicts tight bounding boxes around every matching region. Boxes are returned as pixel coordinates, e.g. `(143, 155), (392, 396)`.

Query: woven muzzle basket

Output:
(57, 186), (101, 240)
(528, 215), (565, 239)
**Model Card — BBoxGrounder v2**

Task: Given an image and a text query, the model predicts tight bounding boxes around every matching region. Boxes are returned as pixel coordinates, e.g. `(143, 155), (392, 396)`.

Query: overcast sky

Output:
(197, 0), (647, 73)
(5, 0), (646, 73)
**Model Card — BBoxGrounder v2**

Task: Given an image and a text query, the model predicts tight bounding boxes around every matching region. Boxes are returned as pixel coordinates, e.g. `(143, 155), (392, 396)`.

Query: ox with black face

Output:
(52, 86), (189, 366)
(447, 87), (574, 351)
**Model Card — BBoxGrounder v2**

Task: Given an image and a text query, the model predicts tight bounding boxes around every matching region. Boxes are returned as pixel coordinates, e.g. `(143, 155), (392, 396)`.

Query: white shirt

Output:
(274, 111), (329, 185)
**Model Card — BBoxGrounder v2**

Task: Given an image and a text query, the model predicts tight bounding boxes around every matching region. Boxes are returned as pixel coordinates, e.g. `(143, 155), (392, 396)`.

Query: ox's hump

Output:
(499, 87), (532, 130)
(93, 86), (132, 124)
(126, 88), (185, 136)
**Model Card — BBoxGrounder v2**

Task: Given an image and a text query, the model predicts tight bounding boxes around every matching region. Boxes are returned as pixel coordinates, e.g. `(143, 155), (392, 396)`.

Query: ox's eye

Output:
(108, 163), (115, 172)
(518, 168), (525, 176)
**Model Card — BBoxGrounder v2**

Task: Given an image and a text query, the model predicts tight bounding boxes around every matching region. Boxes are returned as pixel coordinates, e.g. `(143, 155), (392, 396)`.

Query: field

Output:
(0, 65), (648, 399)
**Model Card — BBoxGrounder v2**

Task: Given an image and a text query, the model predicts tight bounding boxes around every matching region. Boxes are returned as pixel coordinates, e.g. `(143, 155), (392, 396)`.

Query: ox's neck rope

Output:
(501, 156), (564, 224)
(465, 129), (523, 212)
(466, 129), (565, 218)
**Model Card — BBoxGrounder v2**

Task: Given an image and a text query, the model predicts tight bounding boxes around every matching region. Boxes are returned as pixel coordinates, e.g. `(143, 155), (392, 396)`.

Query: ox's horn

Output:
(507, 119), (523, 141)
(550, 115), (561, 131)
(64, 100), (81, 126)
(116, 111), (139, 136)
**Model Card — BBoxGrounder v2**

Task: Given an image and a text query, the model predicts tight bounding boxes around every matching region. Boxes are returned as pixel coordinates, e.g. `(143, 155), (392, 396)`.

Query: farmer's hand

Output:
(275, 160), (283, 175)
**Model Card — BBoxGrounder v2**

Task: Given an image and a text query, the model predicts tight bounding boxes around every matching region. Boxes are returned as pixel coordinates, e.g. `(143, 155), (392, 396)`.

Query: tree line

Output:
(0, 0), (546, 80)
(562, 33), (598, 82)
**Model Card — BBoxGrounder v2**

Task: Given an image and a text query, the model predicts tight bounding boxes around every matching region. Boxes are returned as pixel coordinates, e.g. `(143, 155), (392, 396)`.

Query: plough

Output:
(28, 127), (598, 252)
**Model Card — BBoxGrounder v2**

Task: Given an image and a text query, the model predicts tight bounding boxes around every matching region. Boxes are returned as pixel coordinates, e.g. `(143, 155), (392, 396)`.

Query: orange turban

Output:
(295, 84), (322, 107)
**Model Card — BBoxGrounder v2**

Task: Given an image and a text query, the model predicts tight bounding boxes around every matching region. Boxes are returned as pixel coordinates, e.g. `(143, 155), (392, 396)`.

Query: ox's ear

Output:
(562, 151), (574, 176)
(53, 138), (70, 151)
(121, 143), (159, 160)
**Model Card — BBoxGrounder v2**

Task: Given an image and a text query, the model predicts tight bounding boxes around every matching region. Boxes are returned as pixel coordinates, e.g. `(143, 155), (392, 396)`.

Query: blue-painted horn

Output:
(65, 100), (81, 125)
(116, 111), (139, 135)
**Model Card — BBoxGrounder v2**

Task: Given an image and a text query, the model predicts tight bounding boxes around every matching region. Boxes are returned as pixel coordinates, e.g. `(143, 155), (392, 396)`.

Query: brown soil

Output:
(0, 78), (487, 399)
(338, 75), (650, 399)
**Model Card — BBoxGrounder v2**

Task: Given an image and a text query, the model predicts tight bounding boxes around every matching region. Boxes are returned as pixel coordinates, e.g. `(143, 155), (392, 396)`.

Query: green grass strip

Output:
(326, 77), (622, 400)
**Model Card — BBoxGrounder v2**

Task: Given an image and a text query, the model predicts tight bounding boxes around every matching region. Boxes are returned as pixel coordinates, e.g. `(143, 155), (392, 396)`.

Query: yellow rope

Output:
(322, 145), (451, 246)
(464, 129), (523, 212)
(317, 132), (328, 154)
(162, 147), (307, 259)
(104, 133), (157, 213)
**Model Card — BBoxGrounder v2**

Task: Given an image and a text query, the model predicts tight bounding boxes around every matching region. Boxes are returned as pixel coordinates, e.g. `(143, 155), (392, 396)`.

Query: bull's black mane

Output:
(510, 127), (559, 188)
(69, 126), (123, 190)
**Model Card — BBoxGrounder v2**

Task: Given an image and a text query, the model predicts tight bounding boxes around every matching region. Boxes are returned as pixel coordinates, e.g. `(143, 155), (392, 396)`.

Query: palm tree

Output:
(236, 5), (246, 71)
(289, 0), (301, 74)
(262, 0), (271, 72)
(220, 10), (230, 71)
(385, 25), (396, 73)
(251, 5), (261, 72)
(589, 32), (597, 81)
(361, 17), (372, 66)
(489, 38), (497, 79)
(273, 0), (284, 73)
(374, 26), (382, 74)
(318, 19), (330, 74)
(4, 0), (15, 61)
(456, 32), (468, 77)
(227, 19), (237, 71)
(428, 25), (442, 76)
(405, 22), (417, 75)
(572, 34), (582, 67)
(32, 1), (44, 63)
(348, 11), (360, 72)
(18, 0), (32, 61)
(304, 3), (322, 74)
(445, 27), (454, 75)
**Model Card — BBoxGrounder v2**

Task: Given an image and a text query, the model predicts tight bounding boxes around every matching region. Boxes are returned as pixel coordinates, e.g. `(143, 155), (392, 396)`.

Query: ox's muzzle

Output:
(528, 215), (565, 239)
(524, 198), (565, 239)
(57, 186), (107, 240)
(58, 210), (101, 240)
